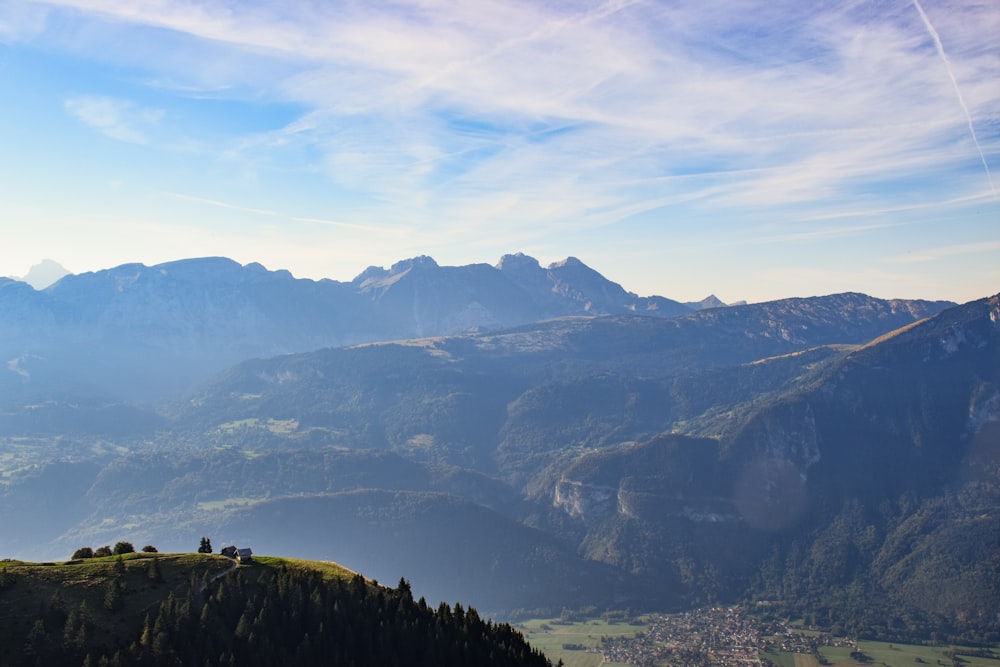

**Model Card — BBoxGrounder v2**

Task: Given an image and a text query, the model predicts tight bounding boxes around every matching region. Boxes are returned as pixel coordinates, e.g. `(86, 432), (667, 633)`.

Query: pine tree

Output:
(147, 555), (163, 583)
(23, 619), (48, 663)
(140, 612), (153, 647)
(63, 608), (81, 647)
(104, 581), (123, 612)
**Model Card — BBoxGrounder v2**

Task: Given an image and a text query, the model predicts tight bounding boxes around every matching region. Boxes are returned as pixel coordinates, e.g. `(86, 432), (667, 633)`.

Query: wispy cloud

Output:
(64, 95), (164, 144)
(0, 2), (47, 43)
(161, 192), (282, 218)
(162, 191), (394, 235)
(800, 191), (995, 223)
(39, 0), (1000, 213)
(911, 0), (995, 196)
(886, 240), (1000, 264)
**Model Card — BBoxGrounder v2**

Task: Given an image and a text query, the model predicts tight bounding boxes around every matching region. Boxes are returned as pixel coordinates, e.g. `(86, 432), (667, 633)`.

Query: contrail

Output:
(912, 0), (996, 196)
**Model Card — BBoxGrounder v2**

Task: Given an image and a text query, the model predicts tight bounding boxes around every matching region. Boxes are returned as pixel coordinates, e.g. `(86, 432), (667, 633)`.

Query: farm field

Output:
(768, 641), (1000, 667)
(520, 616), (648, 667)
(830, 640), (998, 667)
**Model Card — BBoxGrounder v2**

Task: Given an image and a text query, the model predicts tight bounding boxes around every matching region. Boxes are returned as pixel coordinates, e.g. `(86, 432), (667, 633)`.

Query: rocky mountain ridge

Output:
(4, 253), (948, 402)
(0, 254), (700, 400)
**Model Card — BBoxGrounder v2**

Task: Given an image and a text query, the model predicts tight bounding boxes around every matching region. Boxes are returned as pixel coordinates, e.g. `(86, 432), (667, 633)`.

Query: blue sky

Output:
(1, 0), (997, 303)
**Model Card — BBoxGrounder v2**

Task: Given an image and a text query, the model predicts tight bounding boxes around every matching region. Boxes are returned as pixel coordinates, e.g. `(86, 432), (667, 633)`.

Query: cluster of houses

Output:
(220, 545), (253, 563)
(597, 606), (860, 667)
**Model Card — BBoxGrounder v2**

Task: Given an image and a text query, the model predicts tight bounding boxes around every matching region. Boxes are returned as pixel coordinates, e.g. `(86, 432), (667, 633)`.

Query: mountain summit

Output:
(17, 258), (71, 289)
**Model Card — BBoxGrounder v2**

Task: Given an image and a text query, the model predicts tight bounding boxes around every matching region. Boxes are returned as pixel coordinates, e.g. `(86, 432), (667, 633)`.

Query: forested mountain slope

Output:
(0, 553), (552, 666)
(553, 294), (1000, 639)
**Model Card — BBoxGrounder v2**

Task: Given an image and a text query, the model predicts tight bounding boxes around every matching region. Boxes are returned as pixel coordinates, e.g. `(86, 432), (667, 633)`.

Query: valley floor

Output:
(520, 607), (1000, 667)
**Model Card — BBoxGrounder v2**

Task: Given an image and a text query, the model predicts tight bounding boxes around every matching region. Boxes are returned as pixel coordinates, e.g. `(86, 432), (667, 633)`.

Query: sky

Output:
(0, 0), (997, 304)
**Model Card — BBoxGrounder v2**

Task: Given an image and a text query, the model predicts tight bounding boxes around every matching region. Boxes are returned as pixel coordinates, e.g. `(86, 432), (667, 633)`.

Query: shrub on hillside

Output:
(113, 542), (135, 556)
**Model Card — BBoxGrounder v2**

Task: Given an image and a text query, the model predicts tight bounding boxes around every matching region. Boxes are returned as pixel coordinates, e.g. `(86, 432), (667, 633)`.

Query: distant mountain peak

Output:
(547, 256), (631, 301)
(548, 256), (585, 270)
(156, 256), (242, 271)
(352, 265), (390, 285)
(21, 259), (71, 290)
(495, 252), (542, 272)
(685, 295), (728, 310)
(389, 255), (438, 275)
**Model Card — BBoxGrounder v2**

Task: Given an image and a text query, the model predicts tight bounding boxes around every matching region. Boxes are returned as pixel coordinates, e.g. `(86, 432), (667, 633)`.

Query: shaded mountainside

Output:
(172, 293), (998, 634)
(0, 554), (552, 666)
(172, 292), (953, 483)
(721, 293), (1000, 508)
(733, 295), (1000, 640)
(205, 490), (639, 616)
(21, 448), (628, 616)
(551, 295), (1000, 638)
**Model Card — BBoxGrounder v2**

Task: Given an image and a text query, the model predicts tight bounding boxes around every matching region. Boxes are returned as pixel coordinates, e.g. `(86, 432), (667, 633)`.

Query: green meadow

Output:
(519, 616), (649, 667)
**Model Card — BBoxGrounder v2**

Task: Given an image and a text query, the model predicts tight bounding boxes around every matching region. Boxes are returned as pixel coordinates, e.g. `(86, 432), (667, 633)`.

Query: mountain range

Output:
(0, 253), (996, 642)
(0, 254), (697, 401)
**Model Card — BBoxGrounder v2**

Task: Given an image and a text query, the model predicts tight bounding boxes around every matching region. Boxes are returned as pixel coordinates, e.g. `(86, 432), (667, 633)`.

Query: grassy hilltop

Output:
(0, 552), (551, 666)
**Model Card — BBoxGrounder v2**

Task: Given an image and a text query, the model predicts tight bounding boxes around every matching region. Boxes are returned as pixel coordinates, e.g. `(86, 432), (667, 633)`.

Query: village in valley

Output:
(525, 605), (1000, 667)
(522, 605), (868, 667)
(596, 606), (856, 667)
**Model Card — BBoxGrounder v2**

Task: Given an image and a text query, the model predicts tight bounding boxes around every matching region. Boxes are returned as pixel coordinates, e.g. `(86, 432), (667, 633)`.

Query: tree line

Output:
(72, 542), (157, 559)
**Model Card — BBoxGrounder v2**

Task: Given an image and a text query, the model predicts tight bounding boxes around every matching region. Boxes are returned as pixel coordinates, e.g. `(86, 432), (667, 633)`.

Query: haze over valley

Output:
(1, 254), (996, 643)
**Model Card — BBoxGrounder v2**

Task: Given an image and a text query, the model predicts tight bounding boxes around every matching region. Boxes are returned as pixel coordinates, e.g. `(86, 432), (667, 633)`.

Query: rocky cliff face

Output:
(551, 435), (738, 525)
(553, 478), (618, 520)
(554, 473), (739, 524)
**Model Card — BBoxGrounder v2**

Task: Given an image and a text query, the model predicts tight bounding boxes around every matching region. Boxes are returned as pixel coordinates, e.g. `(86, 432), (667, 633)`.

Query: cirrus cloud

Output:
(64, 95), (165, 144)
